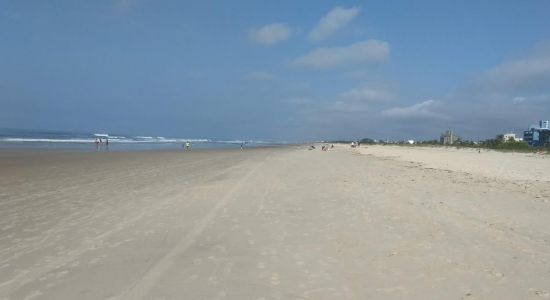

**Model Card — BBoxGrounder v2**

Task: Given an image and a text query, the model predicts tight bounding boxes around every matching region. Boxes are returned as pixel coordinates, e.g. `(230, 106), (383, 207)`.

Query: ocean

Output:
(0, 128), (277, 151)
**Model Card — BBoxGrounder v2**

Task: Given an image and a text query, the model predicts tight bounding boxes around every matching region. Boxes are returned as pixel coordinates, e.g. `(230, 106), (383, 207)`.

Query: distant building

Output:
(440, 130), (459, 145)
(523, 120), (550, 147)
(503, 133), (517, 142)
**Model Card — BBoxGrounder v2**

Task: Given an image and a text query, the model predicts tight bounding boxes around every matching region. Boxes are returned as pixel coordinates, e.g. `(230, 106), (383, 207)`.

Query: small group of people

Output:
(308, 144), (334, 151)
(321, 144), (334, 151)
(94, 138), (108, 150)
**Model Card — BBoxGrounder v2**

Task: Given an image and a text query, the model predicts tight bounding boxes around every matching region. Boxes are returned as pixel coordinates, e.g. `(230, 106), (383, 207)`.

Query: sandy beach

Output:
(1, 146), (550, 299)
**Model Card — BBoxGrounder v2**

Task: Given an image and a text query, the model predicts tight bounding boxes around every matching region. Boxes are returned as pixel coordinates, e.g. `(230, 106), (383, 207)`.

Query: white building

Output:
(503, 133), (517, 142)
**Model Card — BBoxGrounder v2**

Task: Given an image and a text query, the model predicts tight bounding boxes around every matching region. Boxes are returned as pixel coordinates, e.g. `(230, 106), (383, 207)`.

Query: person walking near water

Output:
(185, 141), (191, 150)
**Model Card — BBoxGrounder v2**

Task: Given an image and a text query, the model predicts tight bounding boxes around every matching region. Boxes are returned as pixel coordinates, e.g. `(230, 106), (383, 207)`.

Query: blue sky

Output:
(1, 0), (549, 141)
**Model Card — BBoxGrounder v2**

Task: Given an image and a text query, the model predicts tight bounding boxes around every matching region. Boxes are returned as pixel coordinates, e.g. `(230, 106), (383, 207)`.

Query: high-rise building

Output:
(523, 120), (550, 146)
(440, 130), (459, 145)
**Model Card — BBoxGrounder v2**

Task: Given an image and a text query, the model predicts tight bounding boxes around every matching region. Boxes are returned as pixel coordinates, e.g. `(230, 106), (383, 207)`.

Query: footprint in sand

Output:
(270, 273), (280, 286)
(23, 290), (43, 300)
(529, 289), (550, 298)
(208, 276), (219, 285)
(486, 269), (504, 278)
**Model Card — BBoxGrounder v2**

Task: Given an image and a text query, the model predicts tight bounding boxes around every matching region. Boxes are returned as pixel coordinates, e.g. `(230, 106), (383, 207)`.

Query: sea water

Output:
(0, 128), (277, 151)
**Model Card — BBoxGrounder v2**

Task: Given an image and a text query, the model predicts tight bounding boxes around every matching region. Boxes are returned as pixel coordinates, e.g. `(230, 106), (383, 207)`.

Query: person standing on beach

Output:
(185, 141), (190, 150)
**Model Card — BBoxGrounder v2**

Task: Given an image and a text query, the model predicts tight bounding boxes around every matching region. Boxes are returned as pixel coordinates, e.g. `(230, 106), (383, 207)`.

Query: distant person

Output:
(106, 138), (109, 146)
(240, 143), (244, 150)
(185, 141), (190, 150)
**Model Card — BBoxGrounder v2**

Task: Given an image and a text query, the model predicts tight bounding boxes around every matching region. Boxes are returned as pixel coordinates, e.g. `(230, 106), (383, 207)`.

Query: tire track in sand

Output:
(117, 153), (269, 300)
(0, 154), (252, 298)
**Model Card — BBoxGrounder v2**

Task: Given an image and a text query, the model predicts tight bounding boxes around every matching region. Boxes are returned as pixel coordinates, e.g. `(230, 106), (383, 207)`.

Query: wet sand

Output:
(1, 146), (549, 299)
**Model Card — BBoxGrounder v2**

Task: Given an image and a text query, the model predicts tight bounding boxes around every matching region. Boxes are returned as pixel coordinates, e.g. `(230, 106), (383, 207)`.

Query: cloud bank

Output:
(477, 47), (550, 94)
(339, 87), (395, 103)
(248, 23), (291, 45)
(329, 86), (395, 113)
(309, 6), (360, 42)
(293, 39), (389, 69)
(381, 100), (449, 120)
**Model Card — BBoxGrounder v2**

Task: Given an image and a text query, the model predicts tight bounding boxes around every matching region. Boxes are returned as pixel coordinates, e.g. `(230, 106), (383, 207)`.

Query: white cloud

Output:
(248, 23), (291, 45)
(339, 87), (395, 103)
(330, 86), (395, 113)
(512, 96), (526, 104)
(381, 100), (449, 120)
(440, 45), (550, 137)
(309, 6), (360, 42)
(292, 39), (389, 69)
(247, 71), (276, 81)
(478, 49), (550, 93)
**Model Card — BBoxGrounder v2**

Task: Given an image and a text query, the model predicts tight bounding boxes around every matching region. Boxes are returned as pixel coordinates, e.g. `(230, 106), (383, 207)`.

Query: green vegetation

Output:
(330, 134), (546, 154)
(327, 140), (353, 144)
(359, 138), (376, 144)
(417, 140), (439, 145)
(479, 135), (530, 151)
(355, 134), (544, 153)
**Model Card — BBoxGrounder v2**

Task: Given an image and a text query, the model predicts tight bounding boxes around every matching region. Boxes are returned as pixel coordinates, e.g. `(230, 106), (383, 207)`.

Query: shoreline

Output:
(0, 142), (293, 154)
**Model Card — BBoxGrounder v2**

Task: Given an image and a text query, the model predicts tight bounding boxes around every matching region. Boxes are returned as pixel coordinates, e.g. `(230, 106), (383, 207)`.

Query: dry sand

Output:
(357, 144), (550, 182)
(0, 146), (549, 299)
